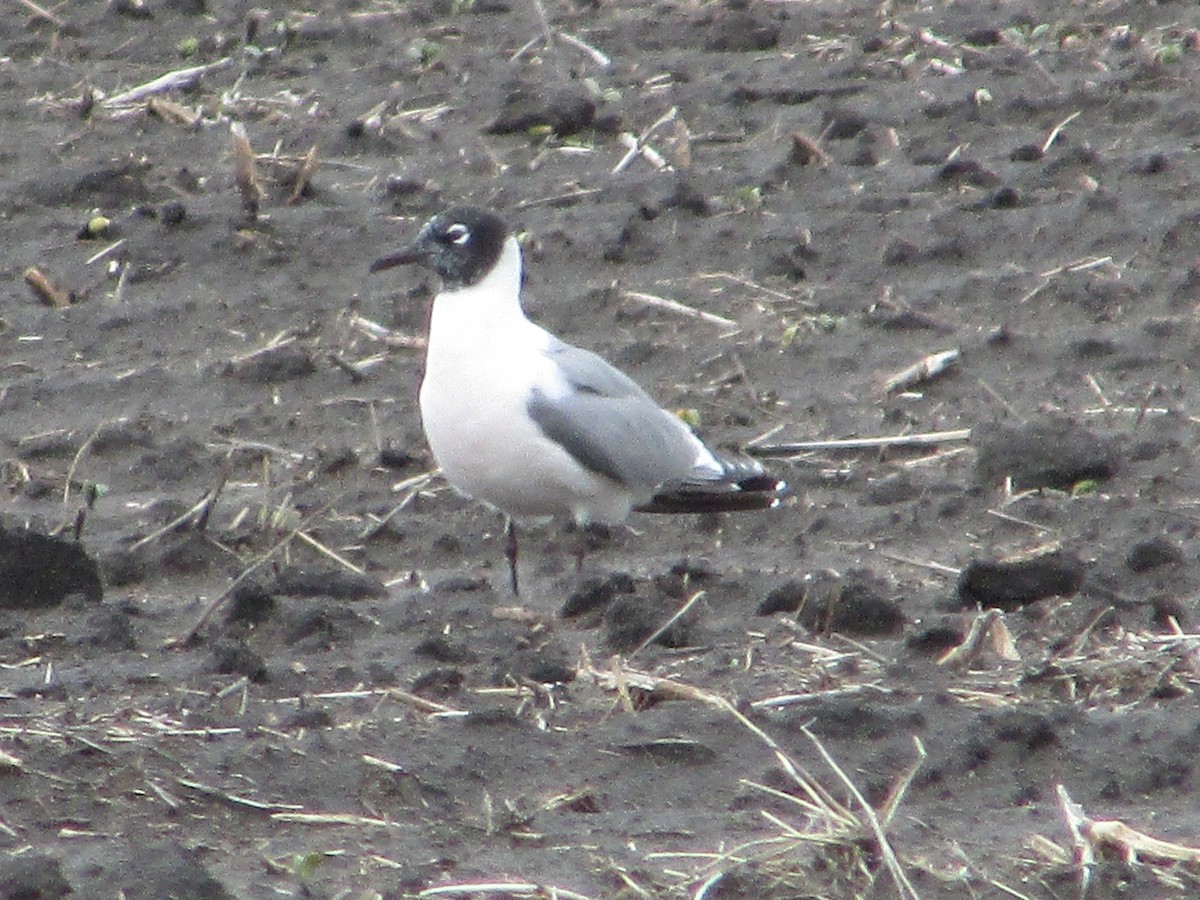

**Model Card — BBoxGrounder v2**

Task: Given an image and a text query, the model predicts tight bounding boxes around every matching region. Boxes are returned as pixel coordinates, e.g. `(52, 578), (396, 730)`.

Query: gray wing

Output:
(526, 340), (711, 491)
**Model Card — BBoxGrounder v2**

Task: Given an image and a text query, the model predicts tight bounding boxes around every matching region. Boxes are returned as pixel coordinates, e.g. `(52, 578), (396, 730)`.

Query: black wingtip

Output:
(735, 473), (788, 495)
(635, 473), (788, 516)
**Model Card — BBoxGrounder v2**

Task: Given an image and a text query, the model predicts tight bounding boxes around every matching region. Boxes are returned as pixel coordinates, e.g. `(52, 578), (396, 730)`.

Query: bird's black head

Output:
(370, 206), (509, 289)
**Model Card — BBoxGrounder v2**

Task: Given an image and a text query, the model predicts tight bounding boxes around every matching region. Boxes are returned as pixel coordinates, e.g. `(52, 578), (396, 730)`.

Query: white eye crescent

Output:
(446, 223), (470, 245)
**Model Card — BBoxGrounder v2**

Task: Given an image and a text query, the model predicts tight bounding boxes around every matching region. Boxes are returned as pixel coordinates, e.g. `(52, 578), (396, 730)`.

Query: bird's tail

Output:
(635, 455), (787, 515)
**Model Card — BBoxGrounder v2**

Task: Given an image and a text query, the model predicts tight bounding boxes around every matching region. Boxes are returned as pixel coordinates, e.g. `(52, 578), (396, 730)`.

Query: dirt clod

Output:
(975, 417), (1119, 491)
(272, 566), (387, 600)
(77, 840), (235, 899)
(604, 592), (701, 652)
(0, 851), (71, 900)
(487, 85), (597, 137)
(1126, 535), (1183, 573)
(957, 551), (1086, 611)
(0, 523), (103, 608)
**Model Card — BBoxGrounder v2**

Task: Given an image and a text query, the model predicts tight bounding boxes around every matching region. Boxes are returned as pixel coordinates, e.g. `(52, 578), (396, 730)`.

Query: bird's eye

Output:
(444, 223), (470, 245)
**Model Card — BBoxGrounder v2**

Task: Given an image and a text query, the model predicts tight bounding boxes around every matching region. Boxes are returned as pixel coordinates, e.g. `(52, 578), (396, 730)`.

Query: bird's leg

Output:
(573, 529), (586, 574)
(505, 516), (520, 596)
(571, 522), (613, 574)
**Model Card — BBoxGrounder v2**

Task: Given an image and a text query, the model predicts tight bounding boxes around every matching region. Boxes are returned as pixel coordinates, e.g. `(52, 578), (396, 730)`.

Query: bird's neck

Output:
(439, 235), (523, 313)
(428, 236), (538, 350)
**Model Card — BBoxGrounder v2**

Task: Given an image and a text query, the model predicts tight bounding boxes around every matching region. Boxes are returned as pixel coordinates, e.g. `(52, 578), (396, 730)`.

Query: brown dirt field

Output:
(3, 1), (1200, 898)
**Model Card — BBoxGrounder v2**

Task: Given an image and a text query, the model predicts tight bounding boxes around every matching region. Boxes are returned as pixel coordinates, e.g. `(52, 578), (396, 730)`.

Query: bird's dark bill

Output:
(369, 246), (426, 273)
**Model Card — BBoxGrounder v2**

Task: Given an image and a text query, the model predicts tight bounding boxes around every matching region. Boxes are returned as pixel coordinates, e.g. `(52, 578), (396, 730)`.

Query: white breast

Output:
(417, 240), (637, 524)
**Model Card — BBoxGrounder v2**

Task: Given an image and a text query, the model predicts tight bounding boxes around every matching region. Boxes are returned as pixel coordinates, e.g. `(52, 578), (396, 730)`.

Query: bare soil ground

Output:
(3, 0), (1200, 897)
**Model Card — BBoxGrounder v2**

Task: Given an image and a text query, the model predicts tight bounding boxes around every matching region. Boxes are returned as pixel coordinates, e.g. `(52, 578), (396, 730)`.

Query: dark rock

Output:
(1131, 152), (1169, 175)
(487, 85), (595, 137)
(981, 186), (1021, 209)
(14, 431), (76, 459)
(1151, 596), (1190, 631)
(81, 840), (234, 899)
(822, 108), (869, 140)
(759, 236), (815, 281)
(759, 570), (904, 637)
(653, 558), (718, 598)
(1072, 336), (1117, 358)
(159, 532), (226, 576)
(604, 593), (700, 652)
(0, 851), (71, 899)
(1043, 144), (1100, 175)
(314, 444), (358, 475)
(620, 738), (718, 765)
(974, 417), (1119, 491)
(161, 199), (187, 226)
(802, 697), (903, 741)
(212, 641), (268, 681)
(72, 159), (154, 205)
(434, 574), (489, 593)
(1011, 145), (1045, 162)
(864, 307), (951, 332)
(101, 546), (147, 587)
(93, 418), (155, 453)
(906, 622), (965, 655)
(758, 579), (805, 615)
(562, 572), (636, 619)
(84, 609), (136, 650)
(17, 682), (68, 701)
(1126, 536), (1183, 573)
(383, 175), (428, 199)
(112, 0), (154, 18)
(963, 27), (1002, 46)
(704, 11), (779, 52)
(805, 569), (904, 636)
(131, 437), (211, 483)
(414, 634), (477, 664)
(957, 551), (1086, 610)
(464, 708), (522, 727)
(992, 710), (1059, 753)
(527, 659), (575, 684)
(927, 237), (969, 262)
(603, 212), (664, 264)
(379, 444), (417, 469)
(284, 707), (334, 729)
(667, 173), (712, 216)
(273, 567), (387, 600)
(0, 523), (103, 609)
(282, 605), (367, 648)
(412, 666), (464, 697)
(937, 158), (1000, 188)
(865, 473), (921, 506)
(882, 238), (920, 266)
(226, 582), (277, 624)
(222, 346), (318, 383)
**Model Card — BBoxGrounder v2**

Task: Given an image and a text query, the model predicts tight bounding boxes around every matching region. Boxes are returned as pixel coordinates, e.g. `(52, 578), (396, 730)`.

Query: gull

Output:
(371, 206), (784, 593)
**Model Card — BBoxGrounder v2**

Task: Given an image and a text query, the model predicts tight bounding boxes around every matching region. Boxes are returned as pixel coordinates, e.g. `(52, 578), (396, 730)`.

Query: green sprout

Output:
(733, 185), (762, 211)
(290, 851), (323, 882)
(406, 39), (441, 66)
(1158, 43), (1182, 64)
(814, 313), (841, 333)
